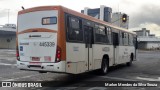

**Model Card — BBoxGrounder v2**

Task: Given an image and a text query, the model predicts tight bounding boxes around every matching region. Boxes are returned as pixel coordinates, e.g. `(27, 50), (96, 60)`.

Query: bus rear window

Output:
(42, 17), (57, 25)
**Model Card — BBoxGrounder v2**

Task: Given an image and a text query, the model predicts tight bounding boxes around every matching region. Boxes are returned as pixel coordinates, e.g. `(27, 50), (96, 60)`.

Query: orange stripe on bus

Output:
(18, 28), (57, 34)
(18, 6), (60, 15)
(58, 7), (66, 61)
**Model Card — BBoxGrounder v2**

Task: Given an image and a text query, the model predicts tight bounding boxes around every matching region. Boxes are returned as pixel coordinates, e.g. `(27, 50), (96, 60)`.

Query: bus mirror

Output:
(134, 37), (138, 49)
(136, 38), (138, 49)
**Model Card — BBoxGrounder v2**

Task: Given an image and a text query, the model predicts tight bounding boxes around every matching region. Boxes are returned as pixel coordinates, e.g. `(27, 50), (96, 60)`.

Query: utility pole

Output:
(7, 9), (10, 24)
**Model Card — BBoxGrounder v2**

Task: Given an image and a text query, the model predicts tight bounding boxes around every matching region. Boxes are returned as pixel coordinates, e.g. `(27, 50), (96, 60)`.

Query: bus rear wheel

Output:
(39, 71), (47, 73)
(100, 59), (109, 75)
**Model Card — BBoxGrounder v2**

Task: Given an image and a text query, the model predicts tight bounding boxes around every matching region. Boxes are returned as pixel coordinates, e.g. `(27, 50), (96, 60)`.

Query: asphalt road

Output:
(0, 49), (159, 90)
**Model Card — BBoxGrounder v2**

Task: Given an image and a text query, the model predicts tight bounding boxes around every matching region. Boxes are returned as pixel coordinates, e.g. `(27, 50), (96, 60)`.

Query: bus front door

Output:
(84, 26), (93, 71)
(112, 32), (119, 65)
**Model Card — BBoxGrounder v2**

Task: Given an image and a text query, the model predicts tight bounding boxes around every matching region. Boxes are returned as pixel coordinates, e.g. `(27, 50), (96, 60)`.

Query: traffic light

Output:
(122, 14), (127, 23)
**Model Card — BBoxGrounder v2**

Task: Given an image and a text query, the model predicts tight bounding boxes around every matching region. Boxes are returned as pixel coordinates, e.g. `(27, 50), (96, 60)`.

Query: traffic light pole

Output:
(111, 17), (122, 23)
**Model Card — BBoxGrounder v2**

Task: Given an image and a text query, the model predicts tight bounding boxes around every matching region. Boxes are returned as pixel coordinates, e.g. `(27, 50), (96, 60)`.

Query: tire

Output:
(126, 54), (133, 66)
(100, 59), (109, 75)
(39, 71), (47, 73)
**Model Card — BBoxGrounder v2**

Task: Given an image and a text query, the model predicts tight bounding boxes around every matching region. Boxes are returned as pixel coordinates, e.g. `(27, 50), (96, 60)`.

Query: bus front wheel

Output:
(126, 54), (134, 66)
(100, 59), (109, 75)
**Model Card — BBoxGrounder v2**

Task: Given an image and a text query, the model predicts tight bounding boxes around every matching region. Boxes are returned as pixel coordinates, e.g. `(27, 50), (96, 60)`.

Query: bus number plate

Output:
(32, 57), (40, 61)
(39, 42), (55, 47)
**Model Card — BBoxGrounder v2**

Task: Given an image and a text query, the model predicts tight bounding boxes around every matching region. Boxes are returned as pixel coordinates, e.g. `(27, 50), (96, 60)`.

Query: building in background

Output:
(134, 28), (160, 50)
(134, 28), (155, 37)
(0, 24), (16, 49)
(81, 5), (112, 23)
(81, 5), (129, 29)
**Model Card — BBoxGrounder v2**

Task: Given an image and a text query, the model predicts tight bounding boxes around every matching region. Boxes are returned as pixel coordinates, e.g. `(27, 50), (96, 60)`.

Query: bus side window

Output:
(129, 34), (133, 46)
(67, 16), (83, 42)
(119, 31), (123, 45)
(95, 24), (106, 43)
(125, 33), (129, 45)
(112, 32), (119, 46)
(122, 32), (128, 45)
(106, 27), (112, 44)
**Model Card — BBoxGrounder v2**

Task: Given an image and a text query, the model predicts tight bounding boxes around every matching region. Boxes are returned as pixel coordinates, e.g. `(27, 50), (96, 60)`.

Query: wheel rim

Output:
(103, 62), (107, 73)
(130, 55), (133, 64)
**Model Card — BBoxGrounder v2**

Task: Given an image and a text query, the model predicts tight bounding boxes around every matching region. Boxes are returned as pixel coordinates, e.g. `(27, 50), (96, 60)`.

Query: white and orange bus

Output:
(16, 6), (137, 74)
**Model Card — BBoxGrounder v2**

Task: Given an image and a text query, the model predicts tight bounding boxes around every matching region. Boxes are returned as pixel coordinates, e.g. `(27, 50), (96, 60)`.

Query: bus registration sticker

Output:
(73, 47), (79, 51)
(39, 42), (55, 47)
(20, 46), (23, 51)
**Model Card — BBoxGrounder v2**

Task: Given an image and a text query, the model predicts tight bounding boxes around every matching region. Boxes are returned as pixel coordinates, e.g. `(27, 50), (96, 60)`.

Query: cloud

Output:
(129, 4), (160, 28)
(0, 9), (8, 17)
(128, 3), (160, 36)
(120, 0), (136, 6)
(0, 9), (17, 17)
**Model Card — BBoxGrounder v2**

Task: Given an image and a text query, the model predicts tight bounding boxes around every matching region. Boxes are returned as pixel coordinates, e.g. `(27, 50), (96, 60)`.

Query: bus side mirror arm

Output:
(136, 40), (138, 49)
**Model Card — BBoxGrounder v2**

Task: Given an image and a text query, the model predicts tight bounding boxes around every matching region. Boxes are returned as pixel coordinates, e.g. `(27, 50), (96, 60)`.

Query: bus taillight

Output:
(16, 50), (20, 61)
(55, 46), (61, 62)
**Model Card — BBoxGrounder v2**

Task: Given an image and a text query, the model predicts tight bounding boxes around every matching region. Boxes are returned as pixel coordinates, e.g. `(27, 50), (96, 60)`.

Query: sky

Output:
(0, 0), (160, 36)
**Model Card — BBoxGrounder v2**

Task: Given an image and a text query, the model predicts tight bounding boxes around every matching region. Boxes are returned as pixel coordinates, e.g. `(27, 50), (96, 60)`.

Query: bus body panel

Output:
(115, 46), (135, 64)
(17, 9), (67, 72)
(66, 43), (88, 74)
(92, 44), (114, 68)
(66, 43), (114, 74)
(18, 32), (57, 62)
(17, 6), (137, 74)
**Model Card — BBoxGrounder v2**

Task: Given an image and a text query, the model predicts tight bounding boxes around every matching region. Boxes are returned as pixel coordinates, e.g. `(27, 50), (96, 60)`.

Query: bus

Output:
(16, 6), (137, 74)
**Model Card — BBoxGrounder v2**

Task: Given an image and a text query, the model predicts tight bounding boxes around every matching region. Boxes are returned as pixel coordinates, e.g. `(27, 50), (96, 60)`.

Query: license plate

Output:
(29, 62), (41, 65)
(32, 57), (40, 61)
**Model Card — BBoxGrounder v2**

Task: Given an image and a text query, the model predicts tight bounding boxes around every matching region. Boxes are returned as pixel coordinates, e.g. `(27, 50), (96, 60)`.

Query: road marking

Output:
(0, 76), (10, 81)
(12, 71), (26, 74)
(56, 87), (78, 90)
(99, 76), (137, 81)
(4, 74), (40, 81)
(87, 87), (107, 90)
(136, 77), (160, 81)
(0, 63), (16, 66)
(0, 77), (4, 79)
